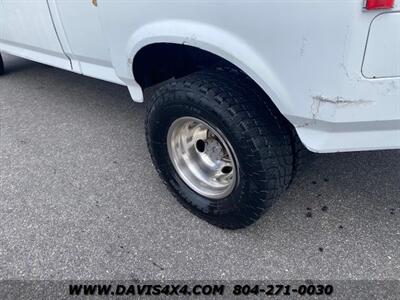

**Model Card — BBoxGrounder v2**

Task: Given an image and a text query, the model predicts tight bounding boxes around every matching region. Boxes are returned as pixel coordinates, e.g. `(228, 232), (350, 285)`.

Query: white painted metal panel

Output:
(0, 0), (70, 70)
(363, 12), (400, 78)
(96, 1), (400, 152)
(0, 1), (399, 152)
(0, 1), (5, 40)
(51, 0), (122, 84)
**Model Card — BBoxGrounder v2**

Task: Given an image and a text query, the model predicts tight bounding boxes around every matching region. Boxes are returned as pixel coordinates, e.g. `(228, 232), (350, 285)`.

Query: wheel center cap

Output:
(205, 139), (224, 161)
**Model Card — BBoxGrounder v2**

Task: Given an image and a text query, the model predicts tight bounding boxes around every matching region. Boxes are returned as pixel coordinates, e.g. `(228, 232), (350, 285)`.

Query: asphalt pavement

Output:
(1, 54), (399, 281)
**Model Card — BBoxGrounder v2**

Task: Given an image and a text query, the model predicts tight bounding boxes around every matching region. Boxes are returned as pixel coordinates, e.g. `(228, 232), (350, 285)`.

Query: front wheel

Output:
(146, 69), (294, 229)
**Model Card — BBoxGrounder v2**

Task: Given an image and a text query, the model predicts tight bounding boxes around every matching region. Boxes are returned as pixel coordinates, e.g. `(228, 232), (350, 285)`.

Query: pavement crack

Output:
(150, 261), (165, 271)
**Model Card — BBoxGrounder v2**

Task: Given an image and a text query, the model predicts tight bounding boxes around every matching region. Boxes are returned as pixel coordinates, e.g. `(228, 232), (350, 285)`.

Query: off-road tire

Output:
(211, 65), (310, 183)
(146, 69), (294, 229)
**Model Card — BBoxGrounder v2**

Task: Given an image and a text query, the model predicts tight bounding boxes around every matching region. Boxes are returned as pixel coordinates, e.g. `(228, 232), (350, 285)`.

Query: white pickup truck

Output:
(1, 1), (399, 228)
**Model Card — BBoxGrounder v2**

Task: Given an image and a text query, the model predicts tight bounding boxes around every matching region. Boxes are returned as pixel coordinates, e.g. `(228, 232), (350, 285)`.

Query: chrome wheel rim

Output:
(167, 117), (238, 199)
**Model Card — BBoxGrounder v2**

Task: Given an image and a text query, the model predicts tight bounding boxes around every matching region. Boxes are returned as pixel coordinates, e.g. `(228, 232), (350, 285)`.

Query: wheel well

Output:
(133, 43), (307, 177)
(132, 43), (226, 89)
(132, 43), (295, 132)
(0, 53), (4, 75)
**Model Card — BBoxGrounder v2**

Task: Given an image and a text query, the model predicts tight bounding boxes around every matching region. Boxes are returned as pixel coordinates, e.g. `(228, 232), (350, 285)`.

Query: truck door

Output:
(50, 0), (122, 84)
(0, 0), (71, 70)
(0, 1), (5, 41)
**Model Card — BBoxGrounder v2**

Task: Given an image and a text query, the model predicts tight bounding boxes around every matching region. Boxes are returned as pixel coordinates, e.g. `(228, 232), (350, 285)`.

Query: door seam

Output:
(45, 0), (73, 70)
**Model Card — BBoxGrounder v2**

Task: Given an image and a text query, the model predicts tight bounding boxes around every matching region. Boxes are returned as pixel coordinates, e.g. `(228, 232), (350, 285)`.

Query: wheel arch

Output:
(126, 20), (290, 114)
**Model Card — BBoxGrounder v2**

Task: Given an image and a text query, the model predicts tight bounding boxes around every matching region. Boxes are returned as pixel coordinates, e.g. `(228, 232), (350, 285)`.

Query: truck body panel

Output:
(0, 0), (399, 153)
